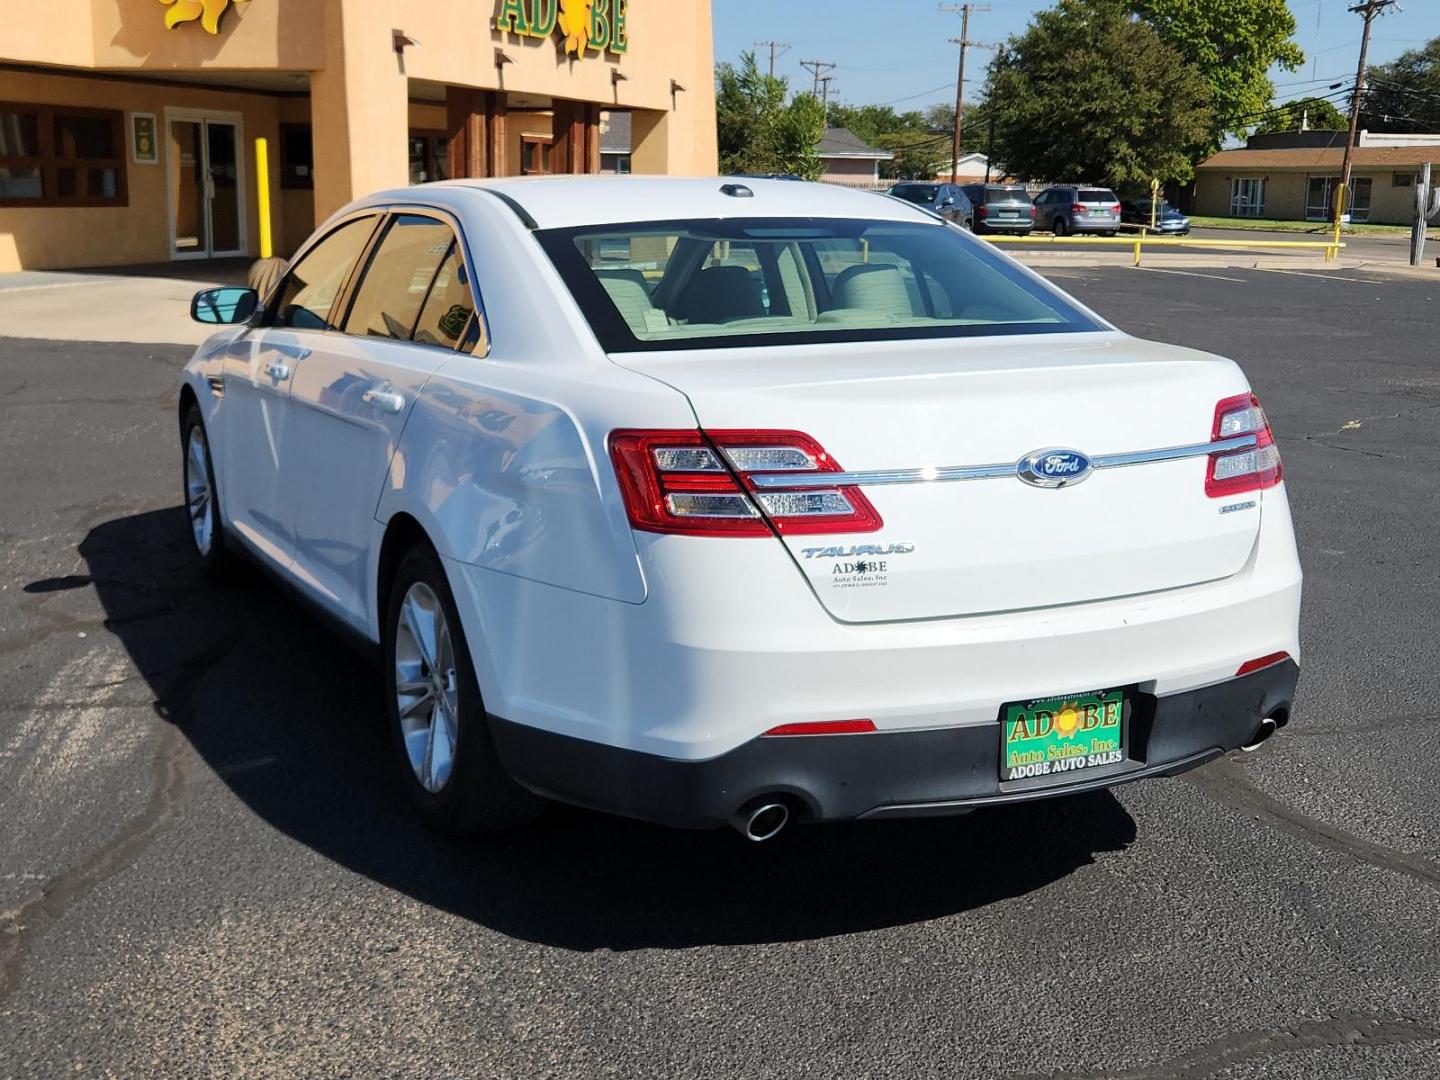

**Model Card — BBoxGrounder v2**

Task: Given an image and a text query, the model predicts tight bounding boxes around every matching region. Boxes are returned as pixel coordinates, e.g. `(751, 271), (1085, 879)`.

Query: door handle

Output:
(363, 388), (405, 414)
(264, 361), (291, 380)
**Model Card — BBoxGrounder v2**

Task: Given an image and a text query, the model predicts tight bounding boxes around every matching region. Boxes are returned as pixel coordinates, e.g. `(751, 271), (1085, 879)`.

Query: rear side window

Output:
(411, 245), (479, 349)
(1080, 189), (1116, 203)
(271, 216), (377, 330)
(538, 216), (1102, 352)
(892, 184), (940, 204)
(343, 214), (455, 340)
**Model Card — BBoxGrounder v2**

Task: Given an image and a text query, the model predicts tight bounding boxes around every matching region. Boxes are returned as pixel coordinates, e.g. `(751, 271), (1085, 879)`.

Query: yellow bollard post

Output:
(1329, 181), (1346, 264)
(1149, 178), (1160, 233)
(254, 137), (273, 260)
(1133, 239), (1143, 267)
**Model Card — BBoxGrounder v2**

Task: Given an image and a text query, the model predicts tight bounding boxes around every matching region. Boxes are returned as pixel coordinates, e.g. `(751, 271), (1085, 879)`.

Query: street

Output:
(2, 265), (1439, 1078)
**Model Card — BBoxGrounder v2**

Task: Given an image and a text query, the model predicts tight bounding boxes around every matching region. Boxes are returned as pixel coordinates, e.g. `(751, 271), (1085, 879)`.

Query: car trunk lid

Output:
(614, 333), (1261, 623)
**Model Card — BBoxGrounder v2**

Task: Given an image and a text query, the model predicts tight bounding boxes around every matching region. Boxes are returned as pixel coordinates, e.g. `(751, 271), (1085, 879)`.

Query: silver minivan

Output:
(958, 184), (1036, 235)
(1035, 185), (1122, 236)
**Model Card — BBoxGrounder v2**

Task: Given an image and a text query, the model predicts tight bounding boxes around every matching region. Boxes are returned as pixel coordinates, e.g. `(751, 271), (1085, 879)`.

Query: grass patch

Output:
(1188, 216), (1410, 236)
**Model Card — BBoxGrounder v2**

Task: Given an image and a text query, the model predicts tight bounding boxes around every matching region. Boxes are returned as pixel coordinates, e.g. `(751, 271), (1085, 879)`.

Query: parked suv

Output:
(1035, 186), (1123, 236)
(887, 182), (975, 229)
(958, 184), (1036, 235)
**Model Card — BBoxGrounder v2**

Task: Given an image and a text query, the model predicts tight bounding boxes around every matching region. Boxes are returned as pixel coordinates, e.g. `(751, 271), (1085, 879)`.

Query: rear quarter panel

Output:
(372, 190), (694, 630)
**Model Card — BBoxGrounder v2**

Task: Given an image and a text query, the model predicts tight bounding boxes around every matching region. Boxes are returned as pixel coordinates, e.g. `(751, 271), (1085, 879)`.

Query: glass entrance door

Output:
(168, 116), (243, 258)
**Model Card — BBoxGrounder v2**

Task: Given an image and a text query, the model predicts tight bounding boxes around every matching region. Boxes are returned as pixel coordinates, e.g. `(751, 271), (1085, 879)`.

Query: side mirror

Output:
(191, 286), (258, 325)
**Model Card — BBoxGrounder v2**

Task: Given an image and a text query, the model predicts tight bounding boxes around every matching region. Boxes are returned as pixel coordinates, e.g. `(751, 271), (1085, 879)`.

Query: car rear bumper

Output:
(976, 221), (1034, 233)
(490, 660), (1299, 828)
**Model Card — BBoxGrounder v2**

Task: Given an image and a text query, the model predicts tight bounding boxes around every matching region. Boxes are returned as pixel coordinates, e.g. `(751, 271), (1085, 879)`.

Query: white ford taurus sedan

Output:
(179, 176), (1301, 840)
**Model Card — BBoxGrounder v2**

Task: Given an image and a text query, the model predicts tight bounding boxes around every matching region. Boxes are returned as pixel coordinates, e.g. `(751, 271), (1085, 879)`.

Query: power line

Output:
(798, 59), (837, 99)
(940, 3), (992, 182)
(1340, 0), (1400, 208)
(754, 40), (790, 79)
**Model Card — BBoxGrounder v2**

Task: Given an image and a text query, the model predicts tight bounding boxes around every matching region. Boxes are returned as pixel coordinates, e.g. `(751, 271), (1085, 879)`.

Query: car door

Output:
(219, 213), (381, 568)
(280, 209), (480, 629)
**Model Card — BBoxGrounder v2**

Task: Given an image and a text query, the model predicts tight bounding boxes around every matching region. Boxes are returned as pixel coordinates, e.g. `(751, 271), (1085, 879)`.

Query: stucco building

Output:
(0, 0), (718, 271)
(1194, 130), (1440, 225)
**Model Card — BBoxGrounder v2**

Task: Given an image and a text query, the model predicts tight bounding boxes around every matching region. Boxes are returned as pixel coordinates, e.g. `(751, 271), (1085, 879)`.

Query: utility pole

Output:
(755, 40), (790, 79)
(799, 59), (837, 100)
(941, 4), (990, 183)
(1338, 0), (1397, 221)
(820, 75), (835, 119)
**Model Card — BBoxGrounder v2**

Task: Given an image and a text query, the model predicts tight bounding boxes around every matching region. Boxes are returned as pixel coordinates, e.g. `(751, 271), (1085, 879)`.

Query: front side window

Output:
(271, 216), (378, 330)
(539, 217), (1103, 353)
(343, 215), (456, 340)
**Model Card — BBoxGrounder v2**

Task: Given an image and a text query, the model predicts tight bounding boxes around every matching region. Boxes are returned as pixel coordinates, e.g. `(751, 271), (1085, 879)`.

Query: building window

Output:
(602, 152), (632, 174)
(1393, 173), (1416, 188)
(0, 102), (126, 207)
(1228, 177), (1266, 218)
(408, 133), (449, 185)
(521, 135), (553, 176)
(1307, 175), (1372, 222)
(280, 124), (313, 189)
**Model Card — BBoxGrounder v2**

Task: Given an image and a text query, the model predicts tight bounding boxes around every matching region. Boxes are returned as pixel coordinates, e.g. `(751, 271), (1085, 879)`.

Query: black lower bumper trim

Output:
(489, 661), (1299, 829)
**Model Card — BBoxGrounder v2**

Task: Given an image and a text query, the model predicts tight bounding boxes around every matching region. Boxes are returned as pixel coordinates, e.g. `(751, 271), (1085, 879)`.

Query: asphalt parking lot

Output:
(1, 264), (1438, 1078)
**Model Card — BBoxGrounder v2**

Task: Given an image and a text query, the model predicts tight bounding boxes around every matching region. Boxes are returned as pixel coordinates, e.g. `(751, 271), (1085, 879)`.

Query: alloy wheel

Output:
(185, 428), (214, 557)
(394, 582), (460, 794)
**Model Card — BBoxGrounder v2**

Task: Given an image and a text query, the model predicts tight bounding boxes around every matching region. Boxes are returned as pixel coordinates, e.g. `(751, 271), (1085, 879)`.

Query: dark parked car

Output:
(887, 182), (975, 229)
(1121, 198), (1192, 235)
(957, 183), (1036, 235)
(1034, 185), (1123, 236)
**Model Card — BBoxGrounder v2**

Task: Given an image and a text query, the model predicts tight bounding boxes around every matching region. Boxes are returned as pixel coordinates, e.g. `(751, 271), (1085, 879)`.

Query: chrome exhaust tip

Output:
(736, 801), (790, 842)
(1240, 716), (1279, 753)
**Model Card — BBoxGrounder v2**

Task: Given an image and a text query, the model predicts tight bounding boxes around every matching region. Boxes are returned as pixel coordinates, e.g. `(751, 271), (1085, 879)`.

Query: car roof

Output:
(413, 175), (935, 230)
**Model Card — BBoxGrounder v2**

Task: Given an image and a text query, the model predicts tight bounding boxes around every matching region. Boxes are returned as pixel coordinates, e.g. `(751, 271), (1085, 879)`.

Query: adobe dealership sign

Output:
(495, 0), (630, 58)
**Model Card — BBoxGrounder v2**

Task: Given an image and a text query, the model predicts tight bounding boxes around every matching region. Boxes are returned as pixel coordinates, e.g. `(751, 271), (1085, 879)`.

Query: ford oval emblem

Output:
(1017, 448), (1093, 489)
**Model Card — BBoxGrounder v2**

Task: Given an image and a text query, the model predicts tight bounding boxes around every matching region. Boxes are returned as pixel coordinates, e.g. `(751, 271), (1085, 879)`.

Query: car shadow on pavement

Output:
(67, 507), (1138, 950)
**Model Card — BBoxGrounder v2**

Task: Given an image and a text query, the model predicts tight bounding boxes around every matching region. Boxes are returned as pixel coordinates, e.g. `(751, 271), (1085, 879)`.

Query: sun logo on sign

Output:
(556, 0), (594, 56)
(1053, 702), (1081, 739)
(157, 0), (234, 34)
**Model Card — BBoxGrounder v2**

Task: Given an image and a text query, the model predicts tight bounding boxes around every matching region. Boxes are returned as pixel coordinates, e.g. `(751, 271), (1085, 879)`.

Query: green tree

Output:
(1253, 95), (1347, 135)
(715, 52), (826, 179)
(1363, 36), (1440, 133)
(982, 0), (1213, 187)
(1129, 0), (1304, 147)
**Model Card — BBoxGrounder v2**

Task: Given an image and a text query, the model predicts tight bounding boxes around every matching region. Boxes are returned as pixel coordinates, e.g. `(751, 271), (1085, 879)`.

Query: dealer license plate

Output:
(1001, 689), (1125, 783)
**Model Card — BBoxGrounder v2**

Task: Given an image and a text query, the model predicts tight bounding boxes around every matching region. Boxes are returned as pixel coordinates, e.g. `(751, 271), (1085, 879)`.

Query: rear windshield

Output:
(891, 185), (940, 203)
(536, 217), (1102, 353)
(1080, 189), (1116, 203)
(985, 187), (1031, 204)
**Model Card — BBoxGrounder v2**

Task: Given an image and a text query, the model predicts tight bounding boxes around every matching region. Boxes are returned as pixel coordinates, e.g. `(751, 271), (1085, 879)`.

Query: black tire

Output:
(1053, 216), (1069, 237)
(383, 543), (544, 835)
(181, 404), (235, 580)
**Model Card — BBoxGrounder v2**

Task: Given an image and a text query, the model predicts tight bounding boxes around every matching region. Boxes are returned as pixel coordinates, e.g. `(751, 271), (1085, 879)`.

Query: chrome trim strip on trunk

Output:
(747, 435), (1258, 490)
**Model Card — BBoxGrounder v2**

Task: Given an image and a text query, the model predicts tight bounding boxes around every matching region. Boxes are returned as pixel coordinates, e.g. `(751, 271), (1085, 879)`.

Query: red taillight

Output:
(1071, 203), (1087, 213)
(764, 719), (877, 736)
(1111, 203), (1122, 214)
(609, 429), (882, 538)
(1205, 393), (1283, 498)
(976, 204), (989, 219)
(1237, 651), (1290, 676)
(1029, 205), (1037, 218)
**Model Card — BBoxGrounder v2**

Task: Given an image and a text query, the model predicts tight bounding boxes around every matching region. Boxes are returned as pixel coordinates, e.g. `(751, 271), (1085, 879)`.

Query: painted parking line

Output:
(1131, 266), (1247, 283)
(1250, 267), (1381, 285)
(0, 278), (122, 294)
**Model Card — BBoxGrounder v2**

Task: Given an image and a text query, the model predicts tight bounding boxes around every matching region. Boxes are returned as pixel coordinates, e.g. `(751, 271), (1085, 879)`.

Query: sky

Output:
(711, 0), (1440, 117)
